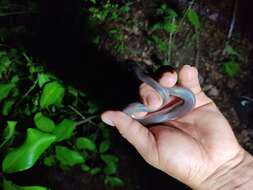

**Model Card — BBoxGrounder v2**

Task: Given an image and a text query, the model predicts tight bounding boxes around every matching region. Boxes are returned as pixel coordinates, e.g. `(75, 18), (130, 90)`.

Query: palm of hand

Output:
(149, 102), (241, 187)
(102, 65), (242, 188)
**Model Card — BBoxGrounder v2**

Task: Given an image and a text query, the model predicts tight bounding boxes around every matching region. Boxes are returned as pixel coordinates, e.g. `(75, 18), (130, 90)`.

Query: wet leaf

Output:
(34, 112), (55, 133)
(55, 146), (84, 166)
(2, 128), (55, 173)
(76, 137), (96, 152)
(53, 119), (76, 142)
(40, 81), (65, 108)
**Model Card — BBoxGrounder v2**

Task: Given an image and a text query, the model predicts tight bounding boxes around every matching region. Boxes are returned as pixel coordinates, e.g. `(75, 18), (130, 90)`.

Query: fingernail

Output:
(101, 114), (115, 126)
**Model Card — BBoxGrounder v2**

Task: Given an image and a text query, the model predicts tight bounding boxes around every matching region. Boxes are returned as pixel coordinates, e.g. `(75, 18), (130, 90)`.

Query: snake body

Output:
(123, 64), (196, 125)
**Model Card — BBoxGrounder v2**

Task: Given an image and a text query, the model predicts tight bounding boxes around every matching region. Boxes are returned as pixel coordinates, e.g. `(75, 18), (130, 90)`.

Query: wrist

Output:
(196, 149), (253, 190)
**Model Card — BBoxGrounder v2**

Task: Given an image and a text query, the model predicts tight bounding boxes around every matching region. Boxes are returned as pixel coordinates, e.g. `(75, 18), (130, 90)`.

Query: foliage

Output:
(222, 44), (241, 78)
(186, 9), (201, 30)
(0, 49), (123, 188)
(82, 0), (130, 54)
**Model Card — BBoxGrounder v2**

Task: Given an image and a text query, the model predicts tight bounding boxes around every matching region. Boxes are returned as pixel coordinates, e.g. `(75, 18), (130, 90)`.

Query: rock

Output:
(208, 86), (219, 97)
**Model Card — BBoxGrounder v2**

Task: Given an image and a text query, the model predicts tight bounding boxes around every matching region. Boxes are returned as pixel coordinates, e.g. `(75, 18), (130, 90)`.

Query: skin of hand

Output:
(101, 65), (253, 189)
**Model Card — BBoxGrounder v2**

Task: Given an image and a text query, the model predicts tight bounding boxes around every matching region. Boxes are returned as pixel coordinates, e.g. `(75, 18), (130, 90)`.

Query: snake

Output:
(123, 64), (196, 126)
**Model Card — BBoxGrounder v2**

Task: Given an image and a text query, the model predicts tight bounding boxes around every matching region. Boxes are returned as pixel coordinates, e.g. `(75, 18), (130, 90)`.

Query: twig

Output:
(227, 0), (238, 39)
(75, 115), (99, 127)
(14, 80), (37, 108)
(195, 31), (200, 67)
(167, 17), (176, 65)
(0, 11), (37, 17)
(68, 105), (86, 120)
(176, 0), (195, 33)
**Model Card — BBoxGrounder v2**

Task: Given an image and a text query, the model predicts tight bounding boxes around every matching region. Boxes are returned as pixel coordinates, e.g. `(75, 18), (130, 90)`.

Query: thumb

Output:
(101, 111), (158, 163)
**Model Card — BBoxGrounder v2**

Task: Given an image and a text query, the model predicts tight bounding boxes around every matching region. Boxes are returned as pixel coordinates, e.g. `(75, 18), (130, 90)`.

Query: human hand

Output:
(101, 65), (253, 189)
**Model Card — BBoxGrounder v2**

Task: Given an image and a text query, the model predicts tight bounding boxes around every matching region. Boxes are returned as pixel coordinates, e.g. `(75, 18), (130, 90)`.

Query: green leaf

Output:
(34, 112), (55, 133)
(90, 167), (102, 175)
(103, 162), (117, 175)
(40, 81), (65, 108)
(37, 73), (50, 88)
(224, 44), (241, 58)
(2, 128), (56, 173)
(187, 9), (201, 29)
(0, 121), (17, 149)
(2, 99), (15, 116)
(3, 179), (48, 190)
(53, 119), (75, 142)
(150, 23), (162, 31)
(75, 137), (96, 152)
(163, 22), (177, 33)
(222, 61), (240, 78)
(81, 164), (91, 172)
(43, 155), (55, 167)
(0, 83), (15, 102)
(87, 101), (99, 114)
(90, 0), (96, 4)
(99, 140), (110, 153)
(55, 146), (85, 166)
(100, 154), (119, 165)
(104, 176), (124, 186)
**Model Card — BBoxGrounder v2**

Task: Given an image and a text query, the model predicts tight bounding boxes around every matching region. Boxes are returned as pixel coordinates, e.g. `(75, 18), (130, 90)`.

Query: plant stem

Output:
(75, 115), (99, 127)
(227, 0), (238, 39)
(68, 105), (86, 120)
(14, 80), (37, 108)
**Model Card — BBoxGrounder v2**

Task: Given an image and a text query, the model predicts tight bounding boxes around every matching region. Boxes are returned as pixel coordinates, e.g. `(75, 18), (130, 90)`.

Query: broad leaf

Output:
(3, 179), (48, 190)
(0, 83), (14, 102)
(0, 121), (17, 149)
(87, 101), (99, 114)
(53, 119), (76, 142)
(222, 61), (240, 78)
(163, 22), (177, 33)
(100, 154), (119, 165)
(55, 146), (84, 166)
(75, 137), (96, 152)
(34, 112), (55, 133)
(37, 73), (50, 88)
(90, 167), (102, 175)
(104, 176), (124, 186)
(99, 140), (110, 153)
(2, 99), (15, 116)
(43, 155), (55, 167)
(2, 128), (56, 173)
(187, 9), (201, 29)
(40, 81), (65, 108)
(224, 44), (241, 58)
(103, 162), (117, 175)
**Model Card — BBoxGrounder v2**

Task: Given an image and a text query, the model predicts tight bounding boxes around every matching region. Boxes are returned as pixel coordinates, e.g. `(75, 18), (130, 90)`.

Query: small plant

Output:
(147, 3), (179, 65)
(0, 48), (123, 189)
(82, 0), (130, 55)
(222, 44), (241, 77)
